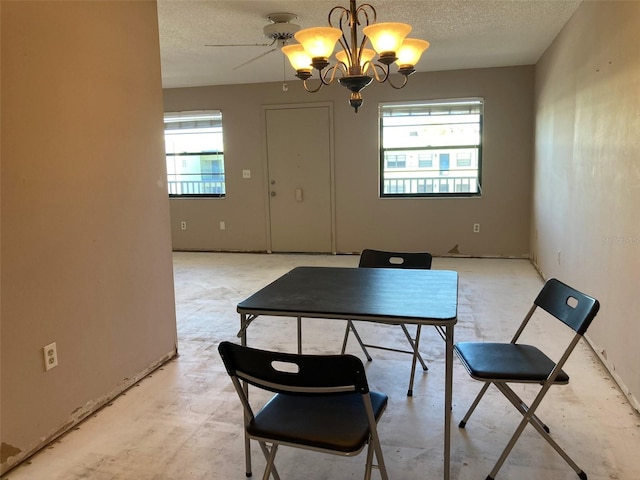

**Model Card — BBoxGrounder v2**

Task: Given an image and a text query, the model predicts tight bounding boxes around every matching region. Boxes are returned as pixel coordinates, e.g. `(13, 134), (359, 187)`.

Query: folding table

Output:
(236, 266), (458, 480)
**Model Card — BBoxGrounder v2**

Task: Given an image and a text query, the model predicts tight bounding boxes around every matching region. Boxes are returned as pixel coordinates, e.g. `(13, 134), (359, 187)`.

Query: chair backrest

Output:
(534, 278), (600, 336)
(358, 249), (433, 269)
(218, 341), (370, 394)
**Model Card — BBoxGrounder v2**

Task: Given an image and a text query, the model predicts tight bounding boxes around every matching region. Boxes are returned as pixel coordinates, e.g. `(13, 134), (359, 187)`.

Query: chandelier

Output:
(282, 0), (429, 113)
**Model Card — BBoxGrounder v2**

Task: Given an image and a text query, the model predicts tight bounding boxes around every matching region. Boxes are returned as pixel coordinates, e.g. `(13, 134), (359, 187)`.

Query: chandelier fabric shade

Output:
(282, 0), (429, 112)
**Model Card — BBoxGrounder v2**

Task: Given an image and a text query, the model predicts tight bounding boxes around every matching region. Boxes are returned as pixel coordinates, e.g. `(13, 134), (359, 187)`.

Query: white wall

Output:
(533, 0), (640, 409)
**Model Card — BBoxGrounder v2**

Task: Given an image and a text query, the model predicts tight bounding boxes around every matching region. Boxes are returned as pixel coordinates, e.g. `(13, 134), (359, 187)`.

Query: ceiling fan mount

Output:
(205, 12), (301, 71)
(263, 13), (300, 41)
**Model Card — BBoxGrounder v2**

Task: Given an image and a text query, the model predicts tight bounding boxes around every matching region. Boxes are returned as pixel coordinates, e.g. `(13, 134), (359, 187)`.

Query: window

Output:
(385, 153), (406, 169)
(164, 110), (225, 197)
(418, 153), (433, 168)
(379, 99), (483, 197)
(456, 152), (472, 167)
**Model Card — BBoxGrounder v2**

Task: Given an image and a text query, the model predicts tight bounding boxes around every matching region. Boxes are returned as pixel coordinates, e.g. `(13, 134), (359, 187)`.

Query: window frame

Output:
(164, 110), (225, 198)
(378, 98), (483, 198)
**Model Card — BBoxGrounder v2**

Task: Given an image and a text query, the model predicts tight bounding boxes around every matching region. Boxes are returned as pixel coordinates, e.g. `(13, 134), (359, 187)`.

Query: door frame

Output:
(261, 102), (336, 254)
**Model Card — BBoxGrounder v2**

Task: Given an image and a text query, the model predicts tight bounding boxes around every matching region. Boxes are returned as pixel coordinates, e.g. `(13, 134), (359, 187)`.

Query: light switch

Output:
(295, 188), (303, 202)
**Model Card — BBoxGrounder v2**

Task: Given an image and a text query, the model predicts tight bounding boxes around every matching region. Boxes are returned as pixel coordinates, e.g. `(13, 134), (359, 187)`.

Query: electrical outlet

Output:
(180, 221), (187, 230)
(473, 223), (480, 233)
(242, 170), (251, 179)
(43, 342), (58, 371)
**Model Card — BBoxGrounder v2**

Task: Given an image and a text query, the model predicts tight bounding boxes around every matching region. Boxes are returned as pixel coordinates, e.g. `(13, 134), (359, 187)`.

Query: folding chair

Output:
(454, 278), (600, 480)
(218, 341), (389, 480)
(341, 248), (433, 396)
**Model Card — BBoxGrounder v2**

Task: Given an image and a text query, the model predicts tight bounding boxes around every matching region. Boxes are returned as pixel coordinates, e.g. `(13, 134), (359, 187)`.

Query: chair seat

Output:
(248, 391), (388, 453)
(454, 342), (569, 384)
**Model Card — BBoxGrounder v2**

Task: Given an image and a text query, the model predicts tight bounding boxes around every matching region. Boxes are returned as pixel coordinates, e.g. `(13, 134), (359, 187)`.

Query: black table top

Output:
(237, 266), (458, 325)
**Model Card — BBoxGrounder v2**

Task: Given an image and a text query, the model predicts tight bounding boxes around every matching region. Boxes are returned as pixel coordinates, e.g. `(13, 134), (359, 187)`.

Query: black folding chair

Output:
(218, 341), (389, 480)
(454, 278), (600, 480)
(341, 248), (433, 396)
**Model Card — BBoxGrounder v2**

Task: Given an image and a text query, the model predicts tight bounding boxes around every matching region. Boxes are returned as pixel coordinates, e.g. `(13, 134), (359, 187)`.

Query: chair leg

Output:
(245, 431), (252, 477)
(258, 442), (281, 480)
(367, 435), (389, 480)
(364, 440), (374, 480)
(407, 325), (425, 396)
(492, 383), (586, 479)
(340, 322), (350, 354)
(498, 383), (549, 433)
(458, 382), (491, 428)
(401, 324), (428, 370)
(342, 320), (373, 361)
(461, 382), (549, 432)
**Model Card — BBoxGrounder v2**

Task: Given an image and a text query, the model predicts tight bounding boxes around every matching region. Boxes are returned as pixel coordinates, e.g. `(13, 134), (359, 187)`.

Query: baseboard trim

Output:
(584, 335), (640, 413)
(1, 348), (178, 476)
(529, 258), (639, 415)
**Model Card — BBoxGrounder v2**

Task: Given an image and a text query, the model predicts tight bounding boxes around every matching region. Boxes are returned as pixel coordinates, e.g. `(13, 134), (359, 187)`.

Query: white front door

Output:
(265, 104), (334, 253)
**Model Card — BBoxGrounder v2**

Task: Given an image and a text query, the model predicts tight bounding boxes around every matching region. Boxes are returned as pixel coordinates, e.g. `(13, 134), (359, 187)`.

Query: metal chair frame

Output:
(219, 341), (389, 480)
(341, 249), (433, 396)
(454, 278), (600, 480)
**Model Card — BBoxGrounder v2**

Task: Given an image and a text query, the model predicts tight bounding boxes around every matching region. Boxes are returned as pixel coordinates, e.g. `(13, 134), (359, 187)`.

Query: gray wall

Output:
(532, 1), (640, 409)
(1, 1), (177, 473)
(163, 66), (534, 257)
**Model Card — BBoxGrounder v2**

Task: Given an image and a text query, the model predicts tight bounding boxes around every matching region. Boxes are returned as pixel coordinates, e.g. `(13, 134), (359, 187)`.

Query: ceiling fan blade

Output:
(232, 47), (278, 70)
(205, 39), (277, 48)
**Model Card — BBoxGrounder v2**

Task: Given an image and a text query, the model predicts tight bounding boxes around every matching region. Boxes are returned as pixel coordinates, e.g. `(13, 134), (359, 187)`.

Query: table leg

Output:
(444, 324), (454, 480)
(239, 314), (252, 477)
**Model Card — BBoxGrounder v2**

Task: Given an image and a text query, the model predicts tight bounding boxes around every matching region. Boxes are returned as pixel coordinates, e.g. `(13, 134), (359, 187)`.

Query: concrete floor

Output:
(3, 253), (639, 480)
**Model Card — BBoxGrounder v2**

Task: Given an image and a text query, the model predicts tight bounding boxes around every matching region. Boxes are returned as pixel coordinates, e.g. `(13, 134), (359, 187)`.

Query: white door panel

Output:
(265, 105), (333, 253)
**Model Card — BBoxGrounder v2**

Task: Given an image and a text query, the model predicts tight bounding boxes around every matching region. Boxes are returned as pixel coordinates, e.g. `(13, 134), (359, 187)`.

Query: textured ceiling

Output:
(157, 0), (582, 89)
